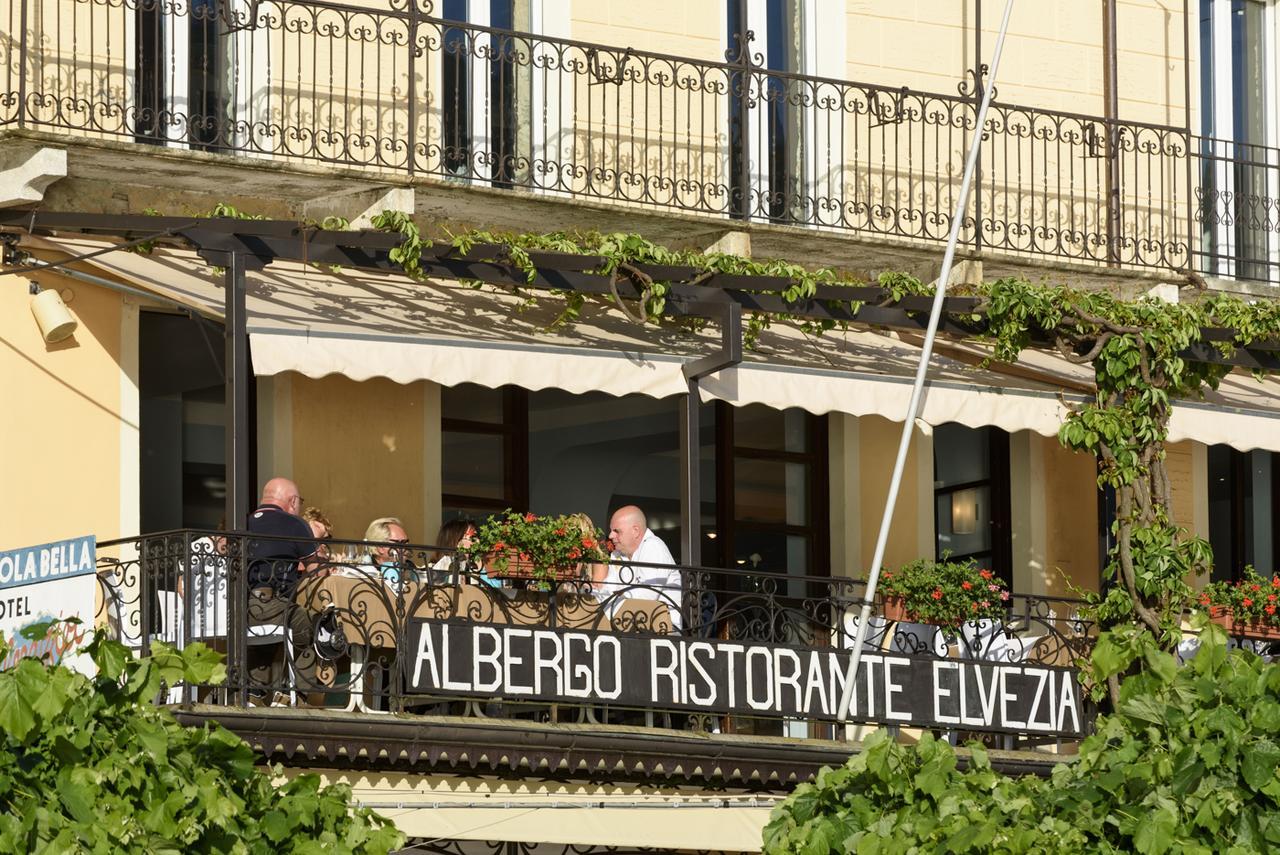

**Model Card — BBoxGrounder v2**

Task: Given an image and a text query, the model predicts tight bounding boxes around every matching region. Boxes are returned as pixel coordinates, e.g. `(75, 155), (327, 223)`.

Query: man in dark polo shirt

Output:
(246, 477), (319, 702)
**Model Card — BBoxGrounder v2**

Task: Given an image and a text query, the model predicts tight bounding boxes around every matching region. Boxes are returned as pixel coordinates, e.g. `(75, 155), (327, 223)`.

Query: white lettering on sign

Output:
(405, 621), (1088, 736)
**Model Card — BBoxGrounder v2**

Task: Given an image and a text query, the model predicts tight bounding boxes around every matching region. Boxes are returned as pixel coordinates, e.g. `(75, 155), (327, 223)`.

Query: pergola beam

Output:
(5, 209), (1278, 369)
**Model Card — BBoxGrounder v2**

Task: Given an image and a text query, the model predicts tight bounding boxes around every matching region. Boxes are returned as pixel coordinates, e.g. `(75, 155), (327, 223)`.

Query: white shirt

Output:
(598, 529), (683, 630)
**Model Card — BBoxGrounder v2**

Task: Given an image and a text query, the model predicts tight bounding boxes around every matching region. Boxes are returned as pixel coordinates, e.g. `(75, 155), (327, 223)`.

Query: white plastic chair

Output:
(186, 544), (228, 642)
(246, 620), (297, 705)
(841, 609), (889, 652)
(892, 621), (949, 657)
(958, 619), (1040, 663)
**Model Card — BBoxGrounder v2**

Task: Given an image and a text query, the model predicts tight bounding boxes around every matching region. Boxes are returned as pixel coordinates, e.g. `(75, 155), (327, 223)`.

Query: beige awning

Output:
(22, 235), (1280, 452)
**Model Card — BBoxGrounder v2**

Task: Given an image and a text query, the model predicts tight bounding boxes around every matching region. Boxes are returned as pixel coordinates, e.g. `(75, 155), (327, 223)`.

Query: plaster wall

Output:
(0, 273), (132, 548)
(1042, 434), (1101, 597)
(855, 414), (934, 571)
(843, 0), (1191, 125)
(284, 373), (439, 544)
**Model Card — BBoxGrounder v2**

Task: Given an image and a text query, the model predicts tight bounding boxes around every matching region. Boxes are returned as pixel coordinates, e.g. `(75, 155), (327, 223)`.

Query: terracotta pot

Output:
(486, 551), (581, 582)
(1209, 606), (1280, 641)
(881, 596), (912, 623)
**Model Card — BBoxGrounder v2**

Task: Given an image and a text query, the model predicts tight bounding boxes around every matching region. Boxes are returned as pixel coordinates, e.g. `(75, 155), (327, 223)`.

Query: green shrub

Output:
(763, 621), (1280, 854)
(0, 627), (403, 854)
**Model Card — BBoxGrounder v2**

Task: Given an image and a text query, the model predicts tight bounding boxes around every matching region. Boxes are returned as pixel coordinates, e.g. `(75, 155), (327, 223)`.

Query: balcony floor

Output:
(1, 128), (1214, 297)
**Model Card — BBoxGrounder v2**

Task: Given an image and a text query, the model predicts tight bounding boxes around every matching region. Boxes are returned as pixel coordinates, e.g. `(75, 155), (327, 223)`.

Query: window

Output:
(139, 312), (229, 530)
(527, 391), (715, 560)
(726, 0), (812, 222)
(932, 425), (1012, 585)
(439, 389), (828, 572)
(1198, 0), (1278, 281)
(440, 384), (527, 521)
(134, 0), (231, 149)
(715, 403), (829, 581)
(440, 0), (521, 184)
(1208, 445), (1278, 580)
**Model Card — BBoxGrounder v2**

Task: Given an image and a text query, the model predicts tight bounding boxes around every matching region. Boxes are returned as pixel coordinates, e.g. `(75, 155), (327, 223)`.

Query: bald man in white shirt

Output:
(598, 505), (683, 630)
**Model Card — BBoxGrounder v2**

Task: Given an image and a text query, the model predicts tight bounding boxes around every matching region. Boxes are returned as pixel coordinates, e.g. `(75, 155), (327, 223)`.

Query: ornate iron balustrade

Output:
(3, 0), (1278, 282)
(96, 529), (1096, 747)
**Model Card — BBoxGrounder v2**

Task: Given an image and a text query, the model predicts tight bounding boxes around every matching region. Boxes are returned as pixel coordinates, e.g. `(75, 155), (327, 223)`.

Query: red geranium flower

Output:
(961, 581), (972, 590)
(979, 569), (993, 580)
(554, 527), (567, 536)
(1272, 576), (1280, 588)
(931, 588), (943, 600)
(568, 547), (581, 559)
(1244, 597), (1255, 607)
(492, 541), (506, 551)
(1269, 594), (1277, 603)
(1252, 584), (1262, 592)
(581, 538), (596, 549)
(1199, 593), (1211, 606)
(524, 513), (537, 523)
(1269, 605), (1277, 616)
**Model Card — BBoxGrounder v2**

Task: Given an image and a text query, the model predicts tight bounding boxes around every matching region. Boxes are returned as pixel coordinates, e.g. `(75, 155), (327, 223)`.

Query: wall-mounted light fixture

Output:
(951, 488), (980, 535)
(29, 282), (78, 343)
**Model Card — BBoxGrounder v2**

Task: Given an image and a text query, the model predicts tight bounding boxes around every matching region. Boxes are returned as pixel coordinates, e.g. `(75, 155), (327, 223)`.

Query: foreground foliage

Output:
(763, 622), (1280, 854)
(0, 629), (403, 854)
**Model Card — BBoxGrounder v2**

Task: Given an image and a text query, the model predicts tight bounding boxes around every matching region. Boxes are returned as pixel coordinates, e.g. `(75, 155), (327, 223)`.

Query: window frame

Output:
(932, 426), (1012, 587)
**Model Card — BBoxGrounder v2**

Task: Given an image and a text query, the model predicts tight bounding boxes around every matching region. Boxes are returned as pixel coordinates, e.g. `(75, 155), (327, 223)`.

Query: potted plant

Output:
(874, 557), (1011, 627)
(1199, 567), (1280, 640)
(462, 510), (608, 583)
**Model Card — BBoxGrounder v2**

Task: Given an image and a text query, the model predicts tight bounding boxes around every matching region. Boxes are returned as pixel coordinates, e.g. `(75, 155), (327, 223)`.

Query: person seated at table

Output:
(300, 506), (334, 576)
(572, 512), (607, 586)
(246, 477), (320, 703)
(427, 518), (500, 587)
(362, 516), (417, 589)
(597, 505), (683, 630)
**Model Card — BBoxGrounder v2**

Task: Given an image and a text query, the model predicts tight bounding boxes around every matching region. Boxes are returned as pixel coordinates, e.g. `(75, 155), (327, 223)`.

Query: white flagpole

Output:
(836, 0), (1018, 724)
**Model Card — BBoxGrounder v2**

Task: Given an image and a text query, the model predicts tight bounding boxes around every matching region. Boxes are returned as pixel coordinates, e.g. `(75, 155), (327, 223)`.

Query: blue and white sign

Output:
(0, 536), (96, 673)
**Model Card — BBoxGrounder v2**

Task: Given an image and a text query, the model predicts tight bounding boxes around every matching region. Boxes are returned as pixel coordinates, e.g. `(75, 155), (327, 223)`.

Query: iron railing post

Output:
(407, 0), (418, 176)
(182, 531), (195, 704)
(228, 533), (248, 706)
(1182, 0), (1195, 276)
(17, 0), (28, 128)
(972, 0), (983, 253)
(139, 536), (152, 658)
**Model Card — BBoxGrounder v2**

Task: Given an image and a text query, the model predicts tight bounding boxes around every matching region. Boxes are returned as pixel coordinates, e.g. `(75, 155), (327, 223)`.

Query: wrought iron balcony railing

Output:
(96, 530), (1097, 747)
(4, 0), (1276, 283)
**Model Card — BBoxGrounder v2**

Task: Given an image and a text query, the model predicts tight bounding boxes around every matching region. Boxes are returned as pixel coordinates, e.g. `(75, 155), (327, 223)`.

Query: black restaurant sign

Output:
(408, 619), (1088, 736)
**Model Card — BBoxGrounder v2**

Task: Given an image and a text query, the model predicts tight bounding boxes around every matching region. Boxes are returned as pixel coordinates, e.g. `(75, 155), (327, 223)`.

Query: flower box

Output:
(464, 510), (607, 585)
(881, 596), (911, 623)
(1208, 606), (1280, 641)
(873, 558), (1011, 628)
(486, 550), (581, 583)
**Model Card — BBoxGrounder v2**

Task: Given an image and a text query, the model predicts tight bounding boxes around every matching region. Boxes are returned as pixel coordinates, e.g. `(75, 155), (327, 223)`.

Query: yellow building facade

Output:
(3, 2), (1280, 852)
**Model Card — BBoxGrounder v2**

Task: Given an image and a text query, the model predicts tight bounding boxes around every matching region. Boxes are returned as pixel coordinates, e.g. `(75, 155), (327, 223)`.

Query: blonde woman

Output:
(572, 512), (608, 585)
(300, 507), (333, 574)
(363, 516), (413, 588)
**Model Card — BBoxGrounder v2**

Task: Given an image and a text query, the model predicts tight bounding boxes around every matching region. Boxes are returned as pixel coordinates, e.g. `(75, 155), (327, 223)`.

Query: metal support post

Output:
(678, 301), (743, 570)
(836, 0), (1016, 724)
(1103, 0), (1122, 265)
(224, 251), (251, 530)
